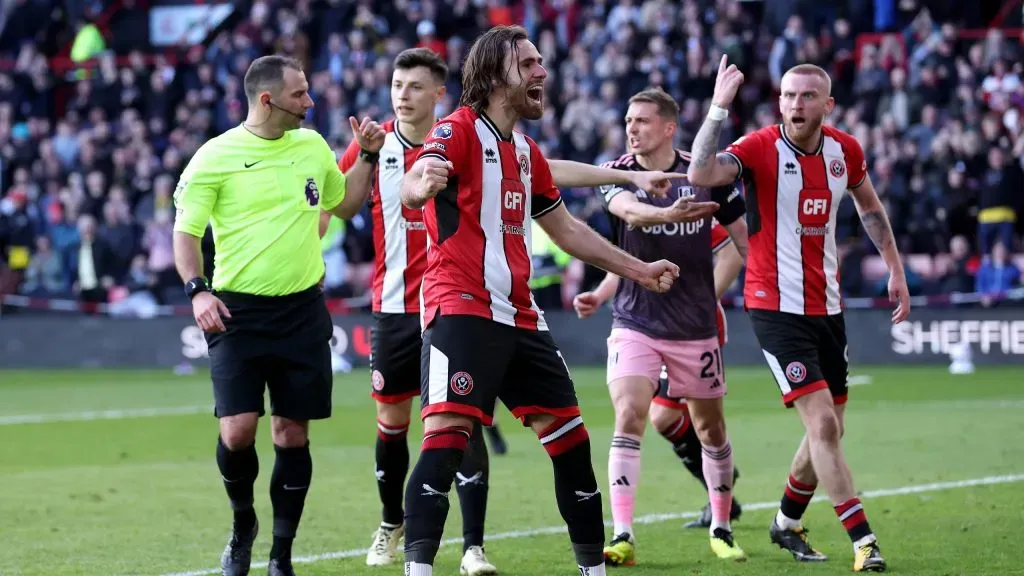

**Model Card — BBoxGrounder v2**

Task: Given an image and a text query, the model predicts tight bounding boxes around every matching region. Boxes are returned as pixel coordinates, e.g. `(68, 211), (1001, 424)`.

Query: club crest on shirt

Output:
(432, 123), (453, 139)
(518, 153), (530, 175)
(304, 177), (320, 207)
(829, 158), (846, 178)
(677, 186), (694, 198)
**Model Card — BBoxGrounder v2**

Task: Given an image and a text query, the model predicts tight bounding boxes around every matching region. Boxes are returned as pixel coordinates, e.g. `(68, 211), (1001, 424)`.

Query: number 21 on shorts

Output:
(700, 348), (723, 388)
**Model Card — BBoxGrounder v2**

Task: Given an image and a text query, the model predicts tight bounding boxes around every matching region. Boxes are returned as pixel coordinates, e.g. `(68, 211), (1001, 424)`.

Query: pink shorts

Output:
(607, 328), (726, 399)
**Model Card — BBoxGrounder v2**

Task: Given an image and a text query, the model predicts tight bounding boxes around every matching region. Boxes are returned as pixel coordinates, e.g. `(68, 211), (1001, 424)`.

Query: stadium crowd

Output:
(0, 0), (1022, 311)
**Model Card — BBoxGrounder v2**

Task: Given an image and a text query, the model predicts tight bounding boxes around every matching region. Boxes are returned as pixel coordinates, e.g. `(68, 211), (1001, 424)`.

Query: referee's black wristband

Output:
(359, 149), (379, 164)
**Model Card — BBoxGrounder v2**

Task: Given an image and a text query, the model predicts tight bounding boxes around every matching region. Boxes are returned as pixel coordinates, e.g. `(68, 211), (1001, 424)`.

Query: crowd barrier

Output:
(1, 301), (1023, 368)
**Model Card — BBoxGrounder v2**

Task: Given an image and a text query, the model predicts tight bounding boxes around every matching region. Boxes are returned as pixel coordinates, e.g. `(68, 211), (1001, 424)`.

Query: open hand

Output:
(663, 196), (719, 223)
(192, 292), (231, 333)
(711, 54), (745, 109)
(629, 170), (689, 197)
(572, 291), (604, 319)
(637, 259), (680, 293)
(349, 116), (386, 153)
(888, 271), (911, 324)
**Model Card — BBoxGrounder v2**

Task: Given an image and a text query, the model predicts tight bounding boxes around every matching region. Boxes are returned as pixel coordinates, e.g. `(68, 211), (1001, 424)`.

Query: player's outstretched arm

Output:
(849, 174), (911, 323)
(536, 202), (679, 293)
(549, 159), (686, 197)
(606, 190), (717, 227)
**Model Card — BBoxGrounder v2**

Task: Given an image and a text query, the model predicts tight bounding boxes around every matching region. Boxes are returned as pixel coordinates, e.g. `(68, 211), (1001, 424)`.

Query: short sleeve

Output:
(710, 183), (745, 226)
(722, 131), (765, 181)
(173, 144), (220, 237)
(529, 141), (563, 218)
(337, 138), (360, 173)
(419, 119), (471, 174)
(596, 160), (631, 207)
(320, 139), (345, 211)
(841, 134), (868, 189)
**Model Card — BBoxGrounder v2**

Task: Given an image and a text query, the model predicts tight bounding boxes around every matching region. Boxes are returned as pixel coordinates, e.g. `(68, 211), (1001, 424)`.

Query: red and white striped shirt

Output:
(339, 120), (426, 314)
(723, 124), (866, 316)
(418, 107), (562, 331)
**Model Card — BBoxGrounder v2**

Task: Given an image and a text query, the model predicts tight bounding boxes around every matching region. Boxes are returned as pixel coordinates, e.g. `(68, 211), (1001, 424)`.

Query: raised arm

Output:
(326, 117), (385, 220)
(688, 55), (746, 188)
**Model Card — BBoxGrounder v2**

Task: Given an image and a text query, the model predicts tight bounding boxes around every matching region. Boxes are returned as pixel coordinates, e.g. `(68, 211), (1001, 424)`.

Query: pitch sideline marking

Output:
(158, 473), (1024, 576)
(0, 406), (210, 425)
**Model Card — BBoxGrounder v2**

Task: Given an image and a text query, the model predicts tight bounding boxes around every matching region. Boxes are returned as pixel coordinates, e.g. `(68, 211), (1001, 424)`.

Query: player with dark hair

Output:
(397, 26), (717, 576)
(173, 54), (383, 576)
(319, 47), (495, 574)
(687, 59), (910, 572)
(571, 87), (750, 565)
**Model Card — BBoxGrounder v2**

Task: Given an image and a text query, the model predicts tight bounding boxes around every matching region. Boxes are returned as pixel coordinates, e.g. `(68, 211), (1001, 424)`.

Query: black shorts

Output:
(420, 314), (579, 426)
(748, 309), (849, 408)
(370, 312), (422, 404)
(205, 285), (333, 420)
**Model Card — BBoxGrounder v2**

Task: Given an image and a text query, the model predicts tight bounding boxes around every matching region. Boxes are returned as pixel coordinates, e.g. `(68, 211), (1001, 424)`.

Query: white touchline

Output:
(158, 473), (1024, 576)
(0, 405), (210, 425)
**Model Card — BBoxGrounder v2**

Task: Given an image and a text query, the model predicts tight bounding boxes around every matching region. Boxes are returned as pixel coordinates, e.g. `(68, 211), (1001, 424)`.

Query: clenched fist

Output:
(418, 158), (454, 201)
(636, 259), (680, 293)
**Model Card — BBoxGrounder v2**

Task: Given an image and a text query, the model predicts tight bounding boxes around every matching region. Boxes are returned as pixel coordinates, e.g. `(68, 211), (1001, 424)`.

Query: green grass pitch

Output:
(1, 365), (1022, 575)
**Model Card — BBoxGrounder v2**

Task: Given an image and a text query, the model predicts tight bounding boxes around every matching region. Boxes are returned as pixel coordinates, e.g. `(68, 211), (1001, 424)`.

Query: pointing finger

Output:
(661, 172), (688, 180)
(349, 116), (360, 133)
(718, 54), (727, 74)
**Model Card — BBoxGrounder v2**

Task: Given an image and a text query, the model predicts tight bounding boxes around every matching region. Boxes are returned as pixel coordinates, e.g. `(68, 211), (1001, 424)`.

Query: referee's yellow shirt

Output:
(173, 125), (345, 296)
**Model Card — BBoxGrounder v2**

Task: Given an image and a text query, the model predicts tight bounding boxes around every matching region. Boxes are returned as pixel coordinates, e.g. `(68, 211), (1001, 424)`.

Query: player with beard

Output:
(397, 27), (718, 576)
(687, 60), (910, 572)
(569, 88), (750, 565)
(318, 47), (702, 574)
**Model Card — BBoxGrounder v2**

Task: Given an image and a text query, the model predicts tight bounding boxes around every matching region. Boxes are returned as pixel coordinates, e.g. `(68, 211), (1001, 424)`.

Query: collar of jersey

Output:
(477, 110), (513, 143)
(779, 123), (824, 156)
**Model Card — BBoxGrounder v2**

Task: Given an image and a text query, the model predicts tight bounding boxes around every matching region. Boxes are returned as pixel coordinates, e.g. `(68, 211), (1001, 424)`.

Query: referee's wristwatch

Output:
(184, 277), (210, 300)
(359, 148), (379, 164)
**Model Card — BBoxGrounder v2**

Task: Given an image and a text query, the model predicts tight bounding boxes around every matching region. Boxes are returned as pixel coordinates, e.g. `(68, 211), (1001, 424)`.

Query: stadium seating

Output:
(0, 0), (1021, 312)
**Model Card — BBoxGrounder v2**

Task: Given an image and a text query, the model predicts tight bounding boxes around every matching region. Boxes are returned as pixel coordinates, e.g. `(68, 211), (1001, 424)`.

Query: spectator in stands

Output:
(20, 235), (64, 296)
(977, 145), (1022, 254)
(975, 241), (1021, 295)
(72, 214), (115, 304)
(937, 235), (976, 294)
(2, 0), (1023, 307)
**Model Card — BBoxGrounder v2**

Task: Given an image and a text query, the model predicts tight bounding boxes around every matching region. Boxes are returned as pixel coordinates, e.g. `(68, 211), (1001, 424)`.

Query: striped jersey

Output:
(417, 107), (563, 331)
(338, 120), (426, 314)
(722, 124), (866, 316)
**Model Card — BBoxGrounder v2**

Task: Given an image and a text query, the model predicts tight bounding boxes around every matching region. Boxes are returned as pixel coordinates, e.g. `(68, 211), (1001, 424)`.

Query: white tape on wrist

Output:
(708, 105), (729, 121)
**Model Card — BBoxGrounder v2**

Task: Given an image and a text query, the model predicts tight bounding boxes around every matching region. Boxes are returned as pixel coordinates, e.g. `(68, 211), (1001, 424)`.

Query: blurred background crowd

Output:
(0, 0), (1022, 314)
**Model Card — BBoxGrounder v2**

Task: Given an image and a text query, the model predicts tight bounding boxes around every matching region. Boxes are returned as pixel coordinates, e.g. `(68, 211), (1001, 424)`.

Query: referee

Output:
(172, 55), (384, 576)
